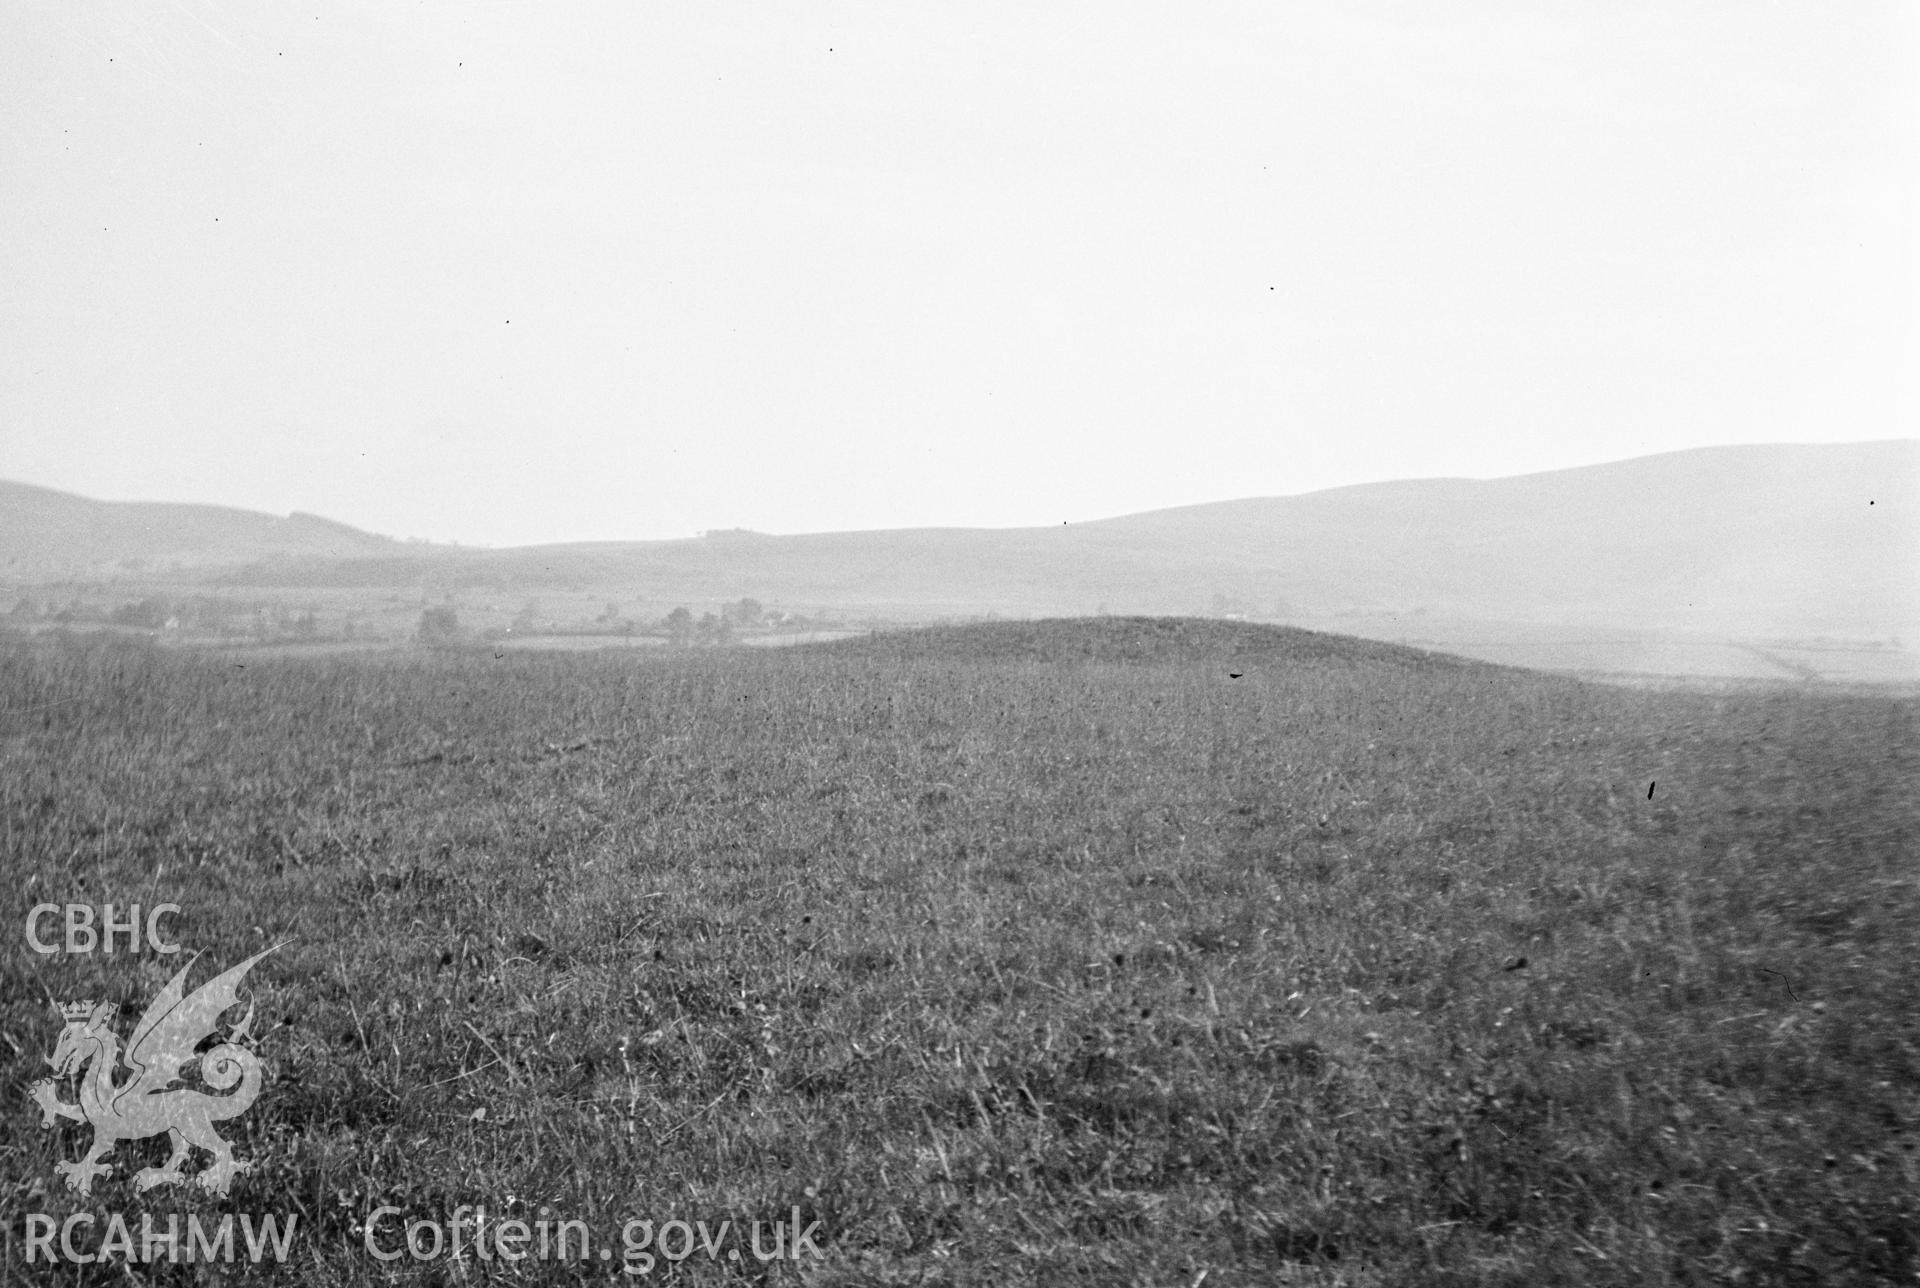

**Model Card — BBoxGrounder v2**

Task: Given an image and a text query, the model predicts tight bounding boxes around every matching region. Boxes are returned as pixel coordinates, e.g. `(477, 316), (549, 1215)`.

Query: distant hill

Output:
(3, 441), (1913, 641)
(1063, 440), (1919, 637)
(214, 440), (1918, 639)
(0, 480), (395, 580)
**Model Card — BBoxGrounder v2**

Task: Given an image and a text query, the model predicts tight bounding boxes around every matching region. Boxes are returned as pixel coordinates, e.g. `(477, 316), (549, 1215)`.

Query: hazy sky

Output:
(2, 2), (1913, 546)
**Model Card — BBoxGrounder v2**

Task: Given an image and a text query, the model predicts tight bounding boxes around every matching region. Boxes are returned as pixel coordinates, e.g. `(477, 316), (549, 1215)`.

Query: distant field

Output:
(1299, 614), (1920, 688)
(493, 633), (669, 652)
(2, 619), (1914, 1285)
(739, 630), (871, 649)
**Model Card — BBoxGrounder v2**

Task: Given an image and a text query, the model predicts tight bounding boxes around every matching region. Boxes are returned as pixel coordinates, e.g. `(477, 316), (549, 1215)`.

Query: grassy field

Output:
(1, 619), (1915, 1285)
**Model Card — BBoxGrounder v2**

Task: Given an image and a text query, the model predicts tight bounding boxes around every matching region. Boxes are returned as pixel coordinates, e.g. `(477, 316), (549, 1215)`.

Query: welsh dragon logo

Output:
(30, 947), (276, 1197)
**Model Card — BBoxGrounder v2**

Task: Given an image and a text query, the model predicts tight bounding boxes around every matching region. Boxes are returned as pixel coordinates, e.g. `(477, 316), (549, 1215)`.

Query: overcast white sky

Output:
(2, 2), (1913, 546)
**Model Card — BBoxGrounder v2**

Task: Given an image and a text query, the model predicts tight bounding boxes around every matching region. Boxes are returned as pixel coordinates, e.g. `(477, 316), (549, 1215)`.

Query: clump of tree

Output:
(721, 598), (764, 629)
(596, 602), (635, 635)
(108, 596), (173, 629)
(417, 605), (463, 646)
(185, 596), (238, 634)
(659, 606), (741, 646)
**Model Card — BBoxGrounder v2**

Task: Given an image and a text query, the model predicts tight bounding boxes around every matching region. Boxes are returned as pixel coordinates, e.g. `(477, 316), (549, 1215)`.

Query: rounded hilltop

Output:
(804, 615), (1482, 671)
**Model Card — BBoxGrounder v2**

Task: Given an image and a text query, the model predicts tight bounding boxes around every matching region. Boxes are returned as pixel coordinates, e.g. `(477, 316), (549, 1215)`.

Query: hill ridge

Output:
(3, 441), (1913, 642)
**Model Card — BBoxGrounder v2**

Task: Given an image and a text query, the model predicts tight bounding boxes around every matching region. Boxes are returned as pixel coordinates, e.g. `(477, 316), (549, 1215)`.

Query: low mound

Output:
(808, 615), (1479, 670)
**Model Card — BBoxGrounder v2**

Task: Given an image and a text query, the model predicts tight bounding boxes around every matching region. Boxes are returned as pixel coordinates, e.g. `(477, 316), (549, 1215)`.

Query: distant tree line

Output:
(662, 598), (767, 646)
(412, 595), (826, 648)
